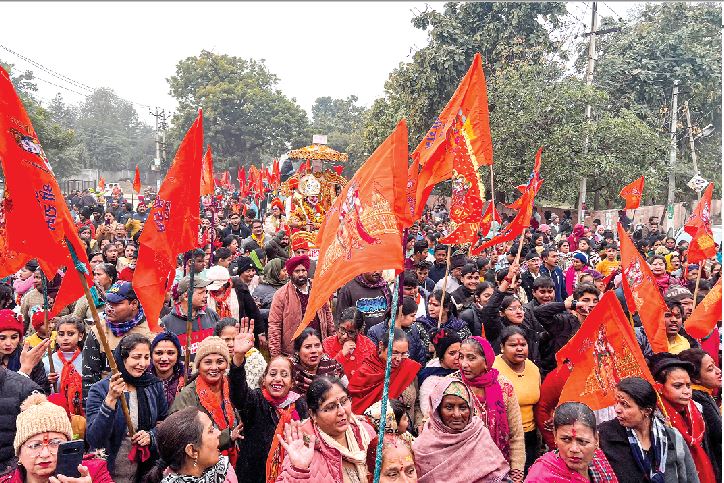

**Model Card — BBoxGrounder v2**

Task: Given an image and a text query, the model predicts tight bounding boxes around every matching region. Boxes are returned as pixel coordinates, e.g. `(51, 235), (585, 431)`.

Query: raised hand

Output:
(276, 420), (315, 470)
(232, 317), (255, 366)
(19, 339), (50, 375)
(230, 421), (244, 441)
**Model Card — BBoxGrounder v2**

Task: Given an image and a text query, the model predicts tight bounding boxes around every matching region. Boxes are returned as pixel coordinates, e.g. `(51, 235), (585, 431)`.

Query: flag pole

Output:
(185, 252), (196, 381)
(692, 265), (704, 309)
(40, 271), (55, 393)
(437, 244), (452, 328)
(510, 228), (527, 286)
(489, 164), (495, 208)
(372, 279), (399, 483)
(66, 239), (135, 436)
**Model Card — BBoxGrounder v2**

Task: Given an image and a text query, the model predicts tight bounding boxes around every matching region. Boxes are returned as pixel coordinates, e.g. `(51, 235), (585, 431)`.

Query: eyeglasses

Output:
(505, 306), (525, 313)
(337, 327), (358, 337)
(320, 396), (351, 413)
(24, 437), (64, 456)
(390, 351), (410, 359)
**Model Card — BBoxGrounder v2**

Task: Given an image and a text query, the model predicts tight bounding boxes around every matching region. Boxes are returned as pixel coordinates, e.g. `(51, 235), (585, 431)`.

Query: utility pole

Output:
(577, 2), (598, 224)
(150, 107), (169, 171)
(666, 80), (679, 232)
(684, 100), (701, 201)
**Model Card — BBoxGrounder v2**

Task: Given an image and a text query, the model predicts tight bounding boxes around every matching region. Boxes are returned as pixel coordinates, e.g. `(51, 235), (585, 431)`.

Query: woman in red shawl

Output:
(527, 402), (618, 482)
(568, 224), (586, 252)
(322, 306), (377, 379)
(453, 336), (525, 482)
(650, 355), (718, 483)
(412, 378), (509, 482)
(348, 328), (420, 419)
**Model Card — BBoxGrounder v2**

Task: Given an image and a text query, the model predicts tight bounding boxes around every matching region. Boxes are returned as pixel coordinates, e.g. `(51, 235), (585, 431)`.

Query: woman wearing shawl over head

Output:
(416, 328), (461, 429)
(150, 331), (185, 409)
(452, 336), (525, 482)
(526, 402), (618, 482)
(348, 328), (422, 429)
(85, 333), (168, 482)
(291, 328), (347, 396)
(412, 378), (509, 483)
(226, 318), (307, 483)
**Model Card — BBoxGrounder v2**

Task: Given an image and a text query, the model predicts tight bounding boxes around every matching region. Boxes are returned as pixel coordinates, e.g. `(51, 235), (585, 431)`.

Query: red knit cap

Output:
(31, 310), (49, 332)
(0, 310), (23, 337)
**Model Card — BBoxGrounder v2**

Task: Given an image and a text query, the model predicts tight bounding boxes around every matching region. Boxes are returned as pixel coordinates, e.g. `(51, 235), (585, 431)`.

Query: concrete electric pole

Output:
(666, 80), (679, 231)
(577, 2), (598, 224)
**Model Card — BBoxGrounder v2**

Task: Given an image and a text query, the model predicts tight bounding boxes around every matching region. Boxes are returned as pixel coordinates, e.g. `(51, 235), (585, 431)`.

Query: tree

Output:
(74, 88), (155, 171)
(310, 95), (368, 173)
(167, 51), (310, 170)
(581, 2), (722, 198)
(0, 60), (83, 179)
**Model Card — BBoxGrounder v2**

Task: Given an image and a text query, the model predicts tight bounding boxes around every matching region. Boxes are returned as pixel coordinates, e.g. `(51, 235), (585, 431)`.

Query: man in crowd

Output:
(161, 276), (219, 356)
(220, 212), (250, 239)
(428, 244), (449, 283)
(540, 248), (567, 302)
(336, 271), (391, 333)
(268, 255), (334, 356)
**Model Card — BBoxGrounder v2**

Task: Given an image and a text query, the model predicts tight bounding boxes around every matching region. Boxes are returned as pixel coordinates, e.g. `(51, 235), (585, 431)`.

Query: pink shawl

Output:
(412, 378), (509, 483)
(526, 449), (619, 482)
(458, 336), (510, 460)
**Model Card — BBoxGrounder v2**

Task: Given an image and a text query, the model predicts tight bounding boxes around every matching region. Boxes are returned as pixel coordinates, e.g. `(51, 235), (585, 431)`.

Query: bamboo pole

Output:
(66, 240), (135, 436)
(40, 271), (55, 392)
(509, 228), (527, 286)
(184, 260), (196, 381)
(437, 244), (452, 328)
(692, 264), (703, 309)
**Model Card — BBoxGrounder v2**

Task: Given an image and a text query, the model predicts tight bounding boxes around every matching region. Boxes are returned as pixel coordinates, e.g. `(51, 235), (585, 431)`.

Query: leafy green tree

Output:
(167, 51), (310, 170)
(310, 95), (368, 173)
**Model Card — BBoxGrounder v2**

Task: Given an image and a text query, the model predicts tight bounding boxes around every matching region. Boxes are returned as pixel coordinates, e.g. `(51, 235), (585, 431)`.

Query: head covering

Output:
(13, 394), (73, 454)
(194, 336), (230, 370)
(573, 252), (588, 265)
(30, 309), (50, 332)
(24, 260), (39, 272)
(177, 276), (211, 294)
(363, 400), (398, 433)
(0, 309), (23, 336)
(412, 378), (509, 482)
(290, 232), (310, 252)
(151, 331), (184, 377)
(271, 197), (284, 212)
(539, 224), (551, 233)
(112, 338), (159, 432)
(262, 258), (286, 287)
(450, 255), (467, 270)
(665, 285), (693, 302)
(205, 265), (231, 291)
(458, 336), (510, 460)
(105, 280), (137, 303)
(235, 256), (256, 274)
(285, 255), (311, 275)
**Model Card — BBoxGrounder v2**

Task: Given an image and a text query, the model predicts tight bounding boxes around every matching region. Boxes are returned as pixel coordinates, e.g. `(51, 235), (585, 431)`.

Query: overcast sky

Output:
(1, 1), (640, 127)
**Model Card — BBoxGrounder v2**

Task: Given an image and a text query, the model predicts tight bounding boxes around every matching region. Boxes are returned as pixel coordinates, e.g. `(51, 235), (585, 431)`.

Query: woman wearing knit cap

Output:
(0, 309), (51, 394)
(170, 336), (243, 469)
(565, 252), (592, 295)
(6, 393), (112, 482)
(85, 333), (168, 481)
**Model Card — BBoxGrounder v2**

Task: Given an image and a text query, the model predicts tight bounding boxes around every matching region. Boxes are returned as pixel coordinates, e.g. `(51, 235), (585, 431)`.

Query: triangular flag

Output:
(684, 182), (713, 237)
(133, 165), (142, 194)
(684, 278), (722, 339)
(619, 176), (644, 210)
(200, 145), (214, 196)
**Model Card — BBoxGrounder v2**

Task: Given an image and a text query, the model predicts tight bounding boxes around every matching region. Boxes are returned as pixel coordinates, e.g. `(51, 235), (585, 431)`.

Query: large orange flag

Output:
(687, 224), (718, 264)
(685, 278), (722, 339)
(557, 291), (655, 410)
(617, 223), (668, 353)
(471, 187), (535, 254)
(412, 53), (492, 219)
(0, 66), (91, 310)
(135, 110), (204, 330)
(684, 182), (713, 237)
(295, 120), (409, 338)
(619, 176), (644, 210)
(133, 165), (142, 194)
(200, 145), (214, 196)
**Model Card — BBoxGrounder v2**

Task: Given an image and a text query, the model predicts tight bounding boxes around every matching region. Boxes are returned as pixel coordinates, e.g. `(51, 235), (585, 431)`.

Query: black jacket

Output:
(232, 279), (264, 336)
(229, 360), (307, 483)
(693, 389), (722, 480)
(481, 289), (543, 365)
(532, 301), (581, 377)
(450, 285), (474, 310)
(520, 270), (539, 302)
(597, 417), (700, 483)
(220, 224), (250, 240)
(264, 238), (289, 262)
(0, 367), (41, 471)
(459, 304), (484, 337)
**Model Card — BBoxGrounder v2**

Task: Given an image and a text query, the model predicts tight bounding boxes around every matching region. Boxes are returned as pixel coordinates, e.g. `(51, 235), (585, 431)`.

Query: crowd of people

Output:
(0, 184), (719, 483)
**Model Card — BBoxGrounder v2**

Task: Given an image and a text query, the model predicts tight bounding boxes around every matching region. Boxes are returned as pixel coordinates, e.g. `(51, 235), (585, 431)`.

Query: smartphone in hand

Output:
(54, 440), (84, 478)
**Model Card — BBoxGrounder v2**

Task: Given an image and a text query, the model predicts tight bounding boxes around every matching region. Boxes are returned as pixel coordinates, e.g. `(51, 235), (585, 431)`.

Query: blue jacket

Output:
(540, 264), (567, 302)
(85, 376), (168, 473)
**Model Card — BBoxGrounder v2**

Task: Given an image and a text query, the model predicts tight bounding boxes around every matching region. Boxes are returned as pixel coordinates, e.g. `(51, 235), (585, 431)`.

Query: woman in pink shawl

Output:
(526, 402), (618, 482)
(412, 378), (509, 483)
(567, 224), (586, 252)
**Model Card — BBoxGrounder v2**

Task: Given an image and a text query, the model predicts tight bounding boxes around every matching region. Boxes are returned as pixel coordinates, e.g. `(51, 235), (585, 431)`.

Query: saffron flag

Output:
(684, 182), (713, 237)
(296, 120), (409, 338)
(200, 146), (214, 196)
(557, 291), (655, 411)
(619, 176), (644, 210)
(687, 224), (718, 264)
(135, 110), (204, 331)
(98, 177), (105, 191)
(238, 166), (247, 197)
(516, 146), (544, 194)
(479, 201), (501, 235)
(133, 165), (142, 194)
(0, 66), (91, 312)
(271, 159), (280, 190)
(471, 187), (535, 255)
(617, 223), (668, 353)
(684, 278), (722, 339)
(220, 171), (232, 190)
(447, 115), (486, 224)
(412, 52), (493, 219)
(402, 155), (420, 229)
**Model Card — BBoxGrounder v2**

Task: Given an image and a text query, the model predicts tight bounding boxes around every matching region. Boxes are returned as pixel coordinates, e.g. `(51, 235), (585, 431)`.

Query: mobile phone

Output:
(54, 440), (84, 478)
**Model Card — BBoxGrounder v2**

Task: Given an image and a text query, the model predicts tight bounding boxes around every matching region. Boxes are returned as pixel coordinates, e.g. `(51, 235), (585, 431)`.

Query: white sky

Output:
(0, 1), (639, 127)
